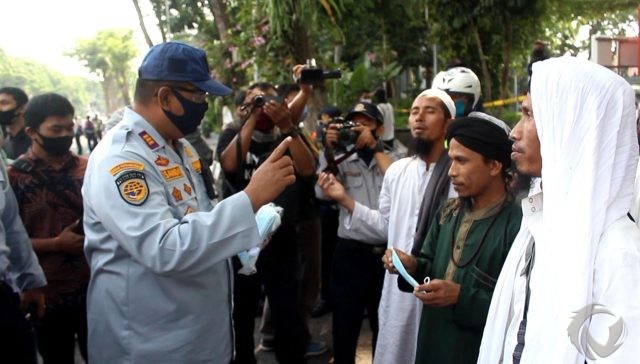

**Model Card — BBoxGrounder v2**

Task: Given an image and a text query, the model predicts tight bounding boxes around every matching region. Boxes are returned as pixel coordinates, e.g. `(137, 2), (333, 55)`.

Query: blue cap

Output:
(138, 42), (232, 96)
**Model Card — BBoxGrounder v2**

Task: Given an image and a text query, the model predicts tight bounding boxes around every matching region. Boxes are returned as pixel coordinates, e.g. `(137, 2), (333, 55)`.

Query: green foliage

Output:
(136, 0), (638, 117)
(0, 48), (103, 113)
(68, 29), (138, 113)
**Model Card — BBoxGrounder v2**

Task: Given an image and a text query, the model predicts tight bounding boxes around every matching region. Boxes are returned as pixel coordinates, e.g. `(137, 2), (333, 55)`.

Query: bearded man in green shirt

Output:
(384, 115), (522, 363)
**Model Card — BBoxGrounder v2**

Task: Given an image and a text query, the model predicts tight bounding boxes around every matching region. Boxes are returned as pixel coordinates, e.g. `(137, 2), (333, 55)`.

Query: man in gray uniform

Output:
(0, 157), (46, 364)
(82, 42), (296, 363)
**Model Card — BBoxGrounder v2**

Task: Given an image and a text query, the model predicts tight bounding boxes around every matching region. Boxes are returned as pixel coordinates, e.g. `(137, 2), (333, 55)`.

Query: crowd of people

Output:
(1, 39), (639, 364)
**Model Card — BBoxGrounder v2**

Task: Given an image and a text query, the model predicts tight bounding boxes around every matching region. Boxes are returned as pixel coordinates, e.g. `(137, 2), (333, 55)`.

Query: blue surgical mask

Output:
(163, 89), (208, 136)
(454, 99), (466, 118)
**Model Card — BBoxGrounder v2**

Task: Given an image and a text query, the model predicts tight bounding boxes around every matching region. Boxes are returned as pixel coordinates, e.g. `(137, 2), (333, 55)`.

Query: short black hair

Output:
(234, 90), (247, 107)
(24, 93), (74, 130)
(0, 87), (28, 108)
(134, 78), (163, 103)
(134, 78), (194, 103)
(248, 82), (276, 92)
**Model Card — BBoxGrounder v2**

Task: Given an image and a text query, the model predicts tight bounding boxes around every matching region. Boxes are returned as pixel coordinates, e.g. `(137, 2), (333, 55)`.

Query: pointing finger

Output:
(266, 137), (292, 163)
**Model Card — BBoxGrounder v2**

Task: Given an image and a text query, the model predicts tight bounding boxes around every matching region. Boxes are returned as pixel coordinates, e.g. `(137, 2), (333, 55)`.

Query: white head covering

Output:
(417, 88), (456, 118)
(479, 56), (638, 363)
(468, 111), (511, 134)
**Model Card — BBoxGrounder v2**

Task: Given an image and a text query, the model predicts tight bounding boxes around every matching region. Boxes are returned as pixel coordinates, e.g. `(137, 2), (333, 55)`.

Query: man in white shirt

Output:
(318, 88), (456, 364)
(479, 56), (640, 363)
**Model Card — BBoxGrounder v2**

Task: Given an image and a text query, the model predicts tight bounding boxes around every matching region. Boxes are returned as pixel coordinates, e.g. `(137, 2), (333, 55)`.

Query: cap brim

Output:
(346, 111), (383, 124)
(192, 79), (232, 96)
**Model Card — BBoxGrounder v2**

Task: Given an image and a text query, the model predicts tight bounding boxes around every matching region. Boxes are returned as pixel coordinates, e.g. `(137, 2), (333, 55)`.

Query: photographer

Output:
(217, 76), (316, 363)
(316, 102), (399, 363)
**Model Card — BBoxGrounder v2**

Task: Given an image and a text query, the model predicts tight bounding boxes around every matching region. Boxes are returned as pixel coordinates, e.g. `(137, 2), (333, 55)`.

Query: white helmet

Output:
(432, 67), (481, 109)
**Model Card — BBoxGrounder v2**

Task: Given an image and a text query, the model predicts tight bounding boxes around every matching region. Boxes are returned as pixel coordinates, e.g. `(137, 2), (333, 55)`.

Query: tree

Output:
(0, 48), (103, 112)
(132, 0), (154, 47)
(69, 29), (138, 113)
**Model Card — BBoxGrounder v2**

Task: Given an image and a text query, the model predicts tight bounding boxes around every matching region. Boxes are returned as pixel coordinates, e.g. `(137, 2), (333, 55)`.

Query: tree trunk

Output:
(500, 17), (513, 100)
(470, 18), (493, 102)
(207, 0), (231, 44)
(117, 69), (132, 107)
(132, 0), (154, 47)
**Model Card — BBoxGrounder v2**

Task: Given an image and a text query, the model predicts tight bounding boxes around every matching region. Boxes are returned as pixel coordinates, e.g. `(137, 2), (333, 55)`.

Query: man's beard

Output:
(410, 137), (434, 157)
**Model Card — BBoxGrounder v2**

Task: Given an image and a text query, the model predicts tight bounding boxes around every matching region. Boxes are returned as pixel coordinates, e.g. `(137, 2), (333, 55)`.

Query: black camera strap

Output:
(322, 147), (357, 175)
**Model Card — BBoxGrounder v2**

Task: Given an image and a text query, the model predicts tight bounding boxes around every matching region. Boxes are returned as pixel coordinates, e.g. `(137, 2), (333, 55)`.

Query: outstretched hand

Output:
(317, 172), (355, 212)
(244, 137), (296, 211)
(413, 279), (460, 307)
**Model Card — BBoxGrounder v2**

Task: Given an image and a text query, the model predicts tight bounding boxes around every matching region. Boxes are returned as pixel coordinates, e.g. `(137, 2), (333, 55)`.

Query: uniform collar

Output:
(122, 108), (168, 152)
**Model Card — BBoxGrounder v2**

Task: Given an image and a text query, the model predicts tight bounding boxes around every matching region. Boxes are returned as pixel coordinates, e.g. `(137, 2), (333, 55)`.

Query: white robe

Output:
(479, 56), (640, 363)
(346, 156), (454, 364)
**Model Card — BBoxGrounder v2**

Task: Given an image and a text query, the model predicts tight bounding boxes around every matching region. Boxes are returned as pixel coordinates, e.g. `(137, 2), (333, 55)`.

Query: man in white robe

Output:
(318, 89), (456, 363)
(479, 56), (640, 363)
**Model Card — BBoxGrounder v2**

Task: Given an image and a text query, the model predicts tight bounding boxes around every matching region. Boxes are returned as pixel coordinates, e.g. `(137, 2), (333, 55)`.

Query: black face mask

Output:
(36, 132), (73, 156)
(0, 107), (19, 126)
(163, 89), (208, 136)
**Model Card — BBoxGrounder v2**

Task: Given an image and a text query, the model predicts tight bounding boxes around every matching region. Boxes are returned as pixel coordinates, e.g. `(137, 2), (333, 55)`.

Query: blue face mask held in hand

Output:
(237, 203), (284, 275)
(391, 249), (430, 289)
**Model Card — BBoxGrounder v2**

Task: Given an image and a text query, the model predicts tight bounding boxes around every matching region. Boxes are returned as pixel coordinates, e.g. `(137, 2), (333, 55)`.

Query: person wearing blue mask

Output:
(82, 41), (297, 363)
(432, 67), (482, 118)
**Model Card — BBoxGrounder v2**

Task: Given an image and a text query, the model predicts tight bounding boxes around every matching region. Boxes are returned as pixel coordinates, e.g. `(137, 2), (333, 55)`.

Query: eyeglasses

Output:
(170, 86), (208, 103)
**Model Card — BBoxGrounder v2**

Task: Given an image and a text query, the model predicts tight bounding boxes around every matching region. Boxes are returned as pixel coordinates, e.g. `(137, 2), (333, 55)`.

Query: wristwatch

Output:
(372, 139), (385, 153)
(282, 127), (300, 138)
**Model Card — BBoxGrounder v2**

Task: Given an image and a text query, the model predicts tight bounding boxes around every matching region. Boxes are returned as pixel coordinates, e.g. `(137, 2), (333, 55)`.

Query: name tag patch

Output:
(116, 171), (149, 206)
(110, 161), (144, 176)
(161, 166), (184, 181)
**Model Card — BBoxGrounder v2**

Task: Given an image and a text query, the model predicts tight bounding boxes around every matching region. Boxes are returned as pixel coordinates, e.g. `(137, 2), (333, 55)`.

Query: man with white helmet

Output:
(432, 67), (482, 118)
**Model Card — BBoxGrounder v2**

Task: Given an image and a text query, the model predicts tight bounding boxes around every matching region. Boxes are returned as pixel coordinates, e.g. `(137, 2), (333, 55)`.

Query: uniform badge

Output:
(139, 131), (159, 149)
(115, 171), (149, 206)
(110, 161), (145, 176)
(191, 159), (202, 173)
(354, 103), (366, 112)
(161, 166), (184, 181)
(154, 155), (170, 167)
(172, 187), (183, 202)
(183, 183), (192, 196)
(184, 146), (194, 158)
(185, 206), (194, 215)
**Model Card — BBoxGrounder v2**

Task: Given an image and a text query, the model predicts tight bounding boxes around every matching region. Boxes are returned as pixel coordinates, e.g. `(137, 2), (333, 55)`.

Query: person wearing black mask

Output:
(7, 93), (88, 364)
(0, 87), (31, 160)
(81, 42), (296, 363)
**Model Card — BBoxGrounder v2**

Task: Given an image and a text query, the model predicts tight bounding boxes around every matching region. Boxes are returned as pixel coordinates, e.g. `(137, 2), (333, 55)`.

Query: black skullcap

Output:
(446, 116), (512, 169)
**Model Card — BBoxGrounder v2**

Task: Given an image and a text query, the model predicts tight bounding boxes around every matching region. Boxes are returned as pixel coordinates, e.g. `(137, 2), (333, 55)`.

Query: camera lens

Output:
(252, 95), (266, 107)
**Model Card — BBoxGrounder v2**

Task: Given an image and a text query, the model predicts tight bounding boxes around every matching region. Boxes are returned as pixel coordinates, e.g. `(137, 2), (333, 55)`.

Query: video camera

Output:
(299, 59), (341, 86)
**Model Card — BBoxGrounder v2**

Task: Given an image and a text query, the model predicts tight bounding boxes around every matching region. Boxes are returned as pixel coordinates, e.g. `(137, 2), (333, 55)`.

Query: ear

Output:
(375, 124), (384, 137)
(487, 159), (503, 177)
(157, 86), (173, 109)
(24, 126), (38, 141)
(17, 104), (27, 115)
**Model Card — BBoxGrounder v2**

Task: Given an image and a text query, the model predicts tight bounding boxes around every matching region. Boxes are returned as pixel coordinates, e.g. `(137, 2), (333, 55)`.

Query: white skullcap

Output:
(416, 88), (456, 118)
(468, 111), (511, 135)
